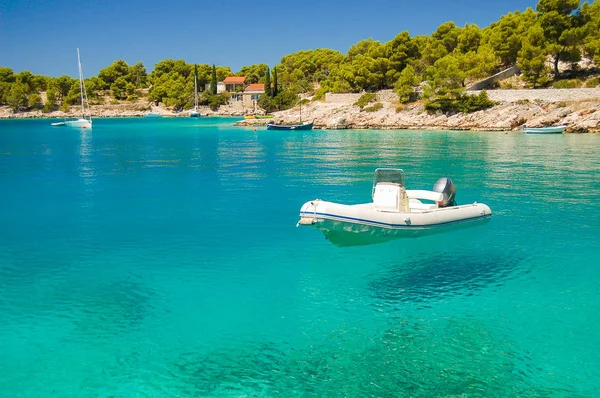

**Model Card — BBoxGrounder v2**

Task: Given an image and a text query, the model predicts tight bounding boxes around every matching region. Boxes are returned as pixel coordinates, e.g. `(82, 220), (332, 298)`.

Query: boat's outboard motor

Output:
(433, 177), (457, 207)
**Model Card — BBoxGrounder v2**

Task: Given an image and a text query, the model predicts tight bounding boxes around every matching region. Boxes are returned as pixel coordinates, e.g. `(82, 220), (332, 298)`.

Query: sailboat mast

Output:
(194, 75), (198, 109)
(77, 48), (85, 119)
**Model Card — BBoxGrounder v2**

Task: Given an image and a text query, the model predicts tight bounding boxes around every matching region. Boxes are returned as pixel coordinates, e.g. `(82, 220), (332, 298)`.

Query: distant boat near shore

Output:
(145, 113), (163, 118)
(190, 73), (199, 118)
(51, 49), (92, 129)
(244, 115), (274, 119)
(266, 97), (313, 130)
(266, 121), (314, 130)
(523, 125), (566, 134)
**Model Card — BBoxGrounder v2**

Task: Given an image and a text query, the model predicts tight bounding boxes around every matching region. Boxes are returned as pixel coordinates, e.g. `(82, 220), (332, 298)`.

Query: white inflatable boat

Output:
(298, 168), (492, 246)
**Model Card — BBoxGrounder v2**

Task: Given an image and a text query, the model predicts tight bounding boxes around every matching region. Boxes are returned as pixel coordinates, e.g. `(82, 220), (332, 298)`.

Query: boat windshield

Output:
(373, 169), (404, 188)
(373, 168), (405, 187)
(372, 168), (405, 200)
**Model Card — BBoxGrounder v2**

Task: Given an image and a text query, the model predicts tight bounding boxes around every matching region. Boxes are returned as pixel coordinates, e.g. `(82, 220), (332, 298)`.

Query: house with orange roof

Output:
(242, 83), (265, 108)
(223, 76), (246, 91)
(223, 76), (246, 102)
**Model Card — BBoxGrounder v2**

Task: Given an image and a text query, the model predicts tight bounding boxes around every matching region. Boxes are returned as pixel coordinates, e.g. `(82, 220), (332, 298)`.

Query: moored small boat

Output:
(298, 168), (492, 246)
(51, 118), (91, 129)
(244, 115), (274, 119)
(267, 121), (313, 130)
(51, 49), (92, 130)
(145, 113), (163, 118)
(190, 72), (200, 117)
(523, 125), (566, 134)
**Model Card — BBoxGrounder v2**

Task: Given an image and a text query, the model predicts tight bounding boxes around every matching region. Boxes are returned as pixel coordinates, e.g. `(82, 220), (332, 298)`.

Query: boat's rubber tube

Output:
(298, 199), (492, 245)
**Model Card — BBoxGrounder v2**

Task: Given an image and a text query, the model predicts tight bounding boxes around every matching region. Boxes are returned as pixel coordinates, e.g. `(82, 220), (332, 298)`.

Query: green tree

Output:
(126, 82), (136, 97)
(128, 62), (148, 88)
(384, 31), (420, 84)
(580, 0), (600, 63)
(0, 67), (15, 83)
(394, 65), (421, 103)
(215, 66), (232, 82)
(6, 82), (29, 111)
(0, 68), (16, 104)
(518, 24), (552, 87)
(273, 66), (278, 97)
(28, 93), (42, 109)
(264, 66), (271, 97)
(461, 45), (498, 83)
(43, 88), (59, 112)
(482, 9), (537, 66)
(456, 24), (482, 54)
(278, 48), (345, 91)
(98, 60), (130, 89)
(419, 38), (449, 69)
(110, 76), (128, 100)
(210, 64), (217, 95)
(237, 63), (269, 83)
(536, 0), (583, 76)
(64, 83), (82, 105)
(432, 22), (461, 53)
(49, 75), (76, 102)
(430, 54), (466, 93)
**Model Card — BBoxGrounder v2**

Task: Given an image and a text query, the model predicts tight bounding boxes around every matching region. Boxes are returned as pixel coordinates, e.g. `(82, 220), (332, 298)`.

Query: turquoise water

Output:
(1, 117), (599, 396)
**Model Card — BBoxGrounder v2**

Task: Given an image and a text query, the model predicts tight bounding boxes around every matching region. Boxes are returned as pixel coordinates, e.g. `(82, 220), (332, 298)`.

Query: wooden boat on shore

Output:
(523, 125), (566, 134)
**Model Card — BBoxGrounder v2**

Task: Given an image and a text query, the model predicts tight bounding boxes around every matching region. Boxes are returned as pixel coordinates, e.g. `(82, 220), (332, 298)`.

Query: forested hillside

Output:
(1, 0), (599, 113)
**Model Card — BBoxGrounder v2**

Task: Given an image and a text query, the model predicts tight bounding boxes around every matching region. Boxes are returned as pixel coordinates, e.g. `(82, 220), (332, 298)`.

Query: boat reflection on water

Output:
(315, 215), (492, 247)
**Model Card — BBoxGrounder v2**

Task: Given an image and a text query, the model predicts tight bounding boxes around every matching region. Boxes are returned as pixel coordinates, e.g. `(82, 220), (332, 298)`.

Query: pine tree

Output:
(264, 66), (271, 97)
(210, 64), (217, 95)
(273, 67), (278, 97)
(518, 25), (552, 87)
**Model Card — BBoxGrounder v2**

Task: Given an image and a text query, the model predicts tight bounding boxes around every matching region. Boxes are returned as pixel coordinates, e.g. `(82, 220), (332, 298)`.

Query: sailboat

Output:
(190, 71), (200, 118)
(51, 49), (92, 129)
(266, 96), (313, 130)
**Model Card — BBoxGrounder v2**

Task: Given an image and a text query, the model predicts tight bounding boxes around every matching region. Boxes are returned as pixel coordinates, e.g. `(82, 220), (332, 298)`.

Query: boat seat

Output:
(406, 190), (444, 203)
(373, 183), (407, 212)
(409, 198), (438, 211)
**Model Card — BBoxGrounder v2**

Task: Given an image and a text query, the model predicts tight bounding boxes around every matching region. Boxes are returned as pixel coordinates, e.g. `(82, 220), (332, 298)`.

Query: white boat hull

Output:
(299, 200), (492, 246)
(523, 125), (566, 134)
(51, 50), (92, 129)
(51, 118), (92, 129)
(65, 119), (92, 129)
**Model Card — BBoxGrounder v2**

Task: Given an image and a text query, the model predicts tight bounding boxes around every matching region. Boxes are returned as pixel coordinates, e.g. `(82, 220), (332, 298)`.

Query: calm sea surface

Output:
(1, 117), (599, 397)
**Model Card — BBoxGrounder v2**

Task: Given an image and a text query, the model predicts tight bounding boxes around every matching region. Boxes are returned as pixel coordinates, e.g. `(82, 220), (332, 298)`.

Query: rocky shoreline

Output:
(0, 102), (254, 120)
(235, 98), (600, 133)
(3, 94), (600, 133)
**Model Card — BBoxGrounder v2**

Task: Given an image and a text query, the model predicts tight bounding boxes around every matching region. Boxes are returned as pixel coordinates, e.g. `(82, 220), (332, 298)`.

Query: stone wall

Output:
(325, 88), (600, 104)
(467, 65), (521, 91)
(468, 88), (600, 103)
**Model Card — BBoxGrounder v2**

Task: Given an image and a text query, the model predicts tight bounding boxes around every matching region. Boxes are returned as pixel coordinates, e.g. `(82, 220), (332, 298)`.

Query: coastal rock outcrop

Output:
(254, 97), (600, 133)
(3, 90), (600, 133)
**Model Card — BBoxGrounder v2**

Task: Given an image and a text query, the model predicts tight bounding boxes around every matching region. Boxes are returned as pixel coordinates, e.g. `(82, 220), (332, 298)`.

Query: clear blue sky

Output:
(0, 0), (538, 78)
